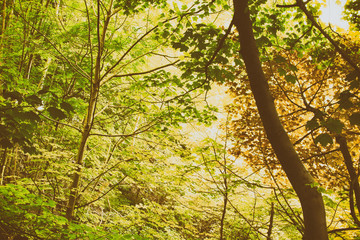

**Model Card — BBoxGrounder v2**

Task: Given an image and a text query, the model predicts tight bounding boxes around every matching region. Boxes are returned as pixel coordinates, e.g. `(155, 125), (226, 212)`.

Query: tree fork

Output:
(232, 1), (328, 239)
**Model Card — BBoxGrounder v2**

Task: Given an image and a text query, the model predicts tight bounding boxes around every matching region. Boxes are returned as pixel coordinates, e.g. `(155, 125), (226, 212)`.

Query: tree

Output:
(3, 0), (360, 239)
(0, 0), (232, 238)
(232, 0), (328, 239)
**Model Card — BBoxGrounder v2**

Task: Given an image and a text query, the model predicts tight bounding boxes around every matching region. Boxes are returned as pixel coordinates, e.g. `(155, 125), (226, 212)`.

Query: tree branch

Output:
(279, 0), (360, 75)
(108, 60), (179, 80)
(75, 176), (127, 209)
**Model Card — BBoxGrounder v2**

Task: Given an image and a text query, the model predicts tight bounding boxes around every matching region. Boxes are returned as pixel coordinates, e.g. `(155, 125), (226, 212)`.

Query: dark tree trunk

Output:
(336, 136), (360, 226)
(232, 1), (328, 239)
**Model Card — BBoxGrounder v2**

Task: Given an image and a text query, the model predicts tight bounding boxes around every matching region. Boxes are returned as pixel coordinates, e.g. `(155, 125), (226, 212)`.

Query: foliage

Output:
(0, 184), (144, 240)
(2, 0), (360, 239)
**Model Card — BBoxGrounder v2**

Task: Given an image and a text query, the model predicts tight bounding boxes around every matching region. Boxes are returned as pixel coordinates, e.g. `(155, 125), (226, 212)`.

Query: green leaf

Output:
(323, 195), (337, 208)
(24, 111), (41, 122)
(278, 67), (286, 76)
(37, 86), (50, 94)
(0, 124), (10, 137)
(172, 42), (189, 52)
(288, 64), (298, 72)
(338, 91), (353, 109)
(306, 117), (319, 130)
(234, 58), (243, 67)
(285, 74), (297, 83)
(323, 118), (344, 134)
(55, 216), (68, 226)
(60, 102), (74, 113)
(216, 55), (228, 64)
(198, 41), (207, 50)
(350, 112), (360, 126)
(274, 55), (286, 63)
(314, 133), (333, 147)
(172, 42), (181, 49)
(0, 138), (13, 148)
(256, 36), (271, 47)
(345, 70), (359, 82)
(26, 95), (42, 106)
(191, 51), (203, 59)
(47, 107), (67, 120)
(47, 200), (57, 208)
(4, 91), (23, 103)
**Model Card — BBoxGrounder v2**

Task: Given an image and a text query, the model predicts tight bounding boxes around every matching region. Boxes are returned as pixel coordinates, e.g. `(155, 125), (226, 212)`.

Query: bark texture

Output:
(232, 1), (328, 239)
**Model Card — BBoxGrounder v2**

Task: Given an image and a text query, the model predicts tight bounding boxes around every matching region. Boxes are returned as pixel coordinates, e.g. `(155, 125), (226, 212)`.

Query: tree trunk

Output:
(232, 1), (328, 239)
(0, 148), (7, 185)
(65, 82), (99, 220)
(219, 157), (228, 240)
(10, 144), (17, 182)
(0, 0), (11, 66)
(336, 136), (360, 226)
(65, 0), (112, 221)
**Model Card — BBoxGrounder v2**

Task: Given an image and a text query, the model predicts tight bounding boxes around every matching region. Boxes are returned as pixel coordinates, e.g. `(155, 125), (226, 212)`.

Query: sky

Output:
(319, 0), (349, 29)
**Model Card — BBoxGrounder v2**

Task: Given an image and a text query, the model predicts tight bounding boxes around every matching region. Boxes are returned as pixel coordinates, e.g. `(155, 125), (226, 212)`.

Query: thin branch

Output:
(227, 198), (269, 238)
(84, 0), (94, 81)
(265, 160), (305, 231)
(37, 112), (82, 132)
(108, 60), (180, 80)
(281, 0), (360, 75)
(266, 202), (274, 240)
(328, 227), (360, 234)
(75, 176), (127, 209)
(288, 24), (314, 49)
(101, 15), (180, 81)
(16, 11), (91, 81)
(89, 119), (158, 137)
(206, 18), (234, 69)
(81, 160), (125, 193)
(300, 148), (339, 162)
(277, 0), (310, 8)
(327, 198), (345, 228)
